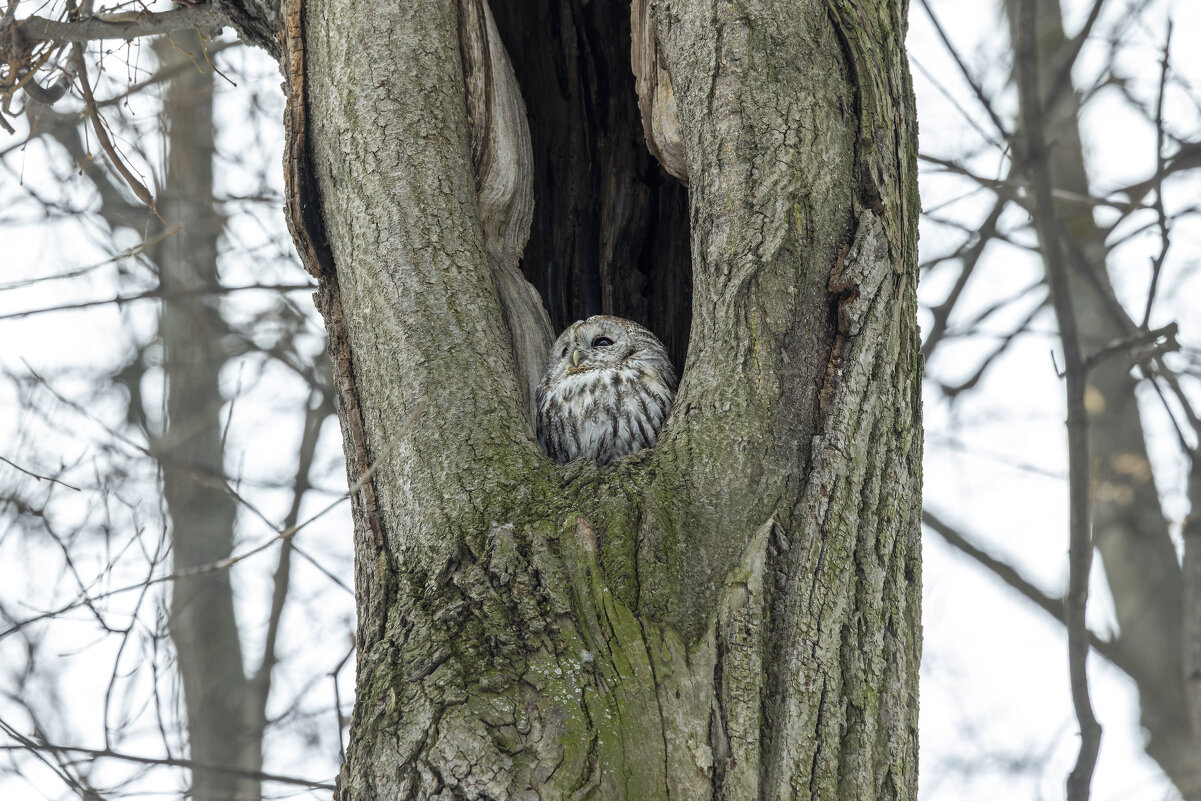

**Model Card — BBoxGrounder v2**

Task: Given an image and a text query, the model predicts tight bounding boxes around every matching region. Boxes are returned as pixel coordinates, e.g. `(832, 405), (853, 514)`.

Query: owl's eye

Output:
(561, 347), (569, 358)
(592, 336), (614, 347)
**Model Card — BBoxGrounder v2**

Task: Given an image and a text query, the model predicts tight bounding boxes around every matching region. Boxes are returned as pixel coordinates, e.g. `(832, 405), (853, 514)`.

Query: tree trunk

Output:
(1004, 0), (1200, 794)
(154, 31), (265, 801)
(286, 0), (921, 797)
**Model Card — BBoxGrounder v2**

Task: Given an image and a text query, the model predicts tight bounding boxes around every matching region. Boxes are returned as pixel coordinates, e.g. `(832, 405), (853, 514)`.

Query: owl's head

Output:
(543, 315), (670, 382)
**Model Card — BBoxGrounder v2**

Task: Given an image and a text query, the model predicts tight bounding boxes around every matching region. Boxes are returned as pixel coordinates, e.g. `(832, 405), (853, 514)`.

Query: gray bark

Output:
(214, 0), (282, 57)
(289, 0), (922, 798)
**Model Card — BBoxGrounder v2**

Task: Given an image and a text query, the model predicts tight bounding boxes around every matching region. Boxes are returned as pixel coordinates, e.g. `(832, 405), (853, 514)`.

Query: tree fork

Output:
(279, 0), (921, 797)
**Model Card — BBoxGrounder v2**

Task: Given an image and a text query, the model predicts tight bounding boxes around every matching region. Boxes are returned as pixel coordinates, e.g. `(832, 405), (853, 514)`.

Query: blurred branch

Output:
(920, 154), (1149, 212)
(1118, 141), (1201, 204)
(253, 389), (332, 698)
(0, 734), (334, 790)
(1082, 323), (1179, 373)
(1013, 0), (1101, 797)
(1142, 23), (1173, 329)
(0, 454), (80, 491)
(0, 281), (316, 321)
(8, 7), (221, 45)
(0, 395), (426, 641)
(911, 60), (1008, 151)
(914, 0), (1010, 139)
(936, 295), (1047, 398)
(18, 103), (146, 226)
(1042, 0), (1107, 113)
(922, 196), (1007, 359)
(923, 510), (1129, 672)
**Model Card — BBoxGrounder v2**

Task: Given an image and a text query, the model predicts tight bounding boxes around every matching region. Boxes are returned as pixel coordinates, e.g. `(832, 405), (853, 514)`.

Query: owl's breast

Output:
(536, 362), (675, 465)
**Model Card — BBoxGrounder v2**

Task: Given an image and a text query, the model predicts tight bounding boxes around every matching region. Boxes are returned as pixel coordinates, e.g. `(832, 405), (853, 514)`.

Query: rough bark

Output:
(1186, 454), (1201, 785)
(213, 0), (282, 57)
(282, 0), (921, 798)
(153, 30), (265, 801)
(1003, 0), (1199, 794)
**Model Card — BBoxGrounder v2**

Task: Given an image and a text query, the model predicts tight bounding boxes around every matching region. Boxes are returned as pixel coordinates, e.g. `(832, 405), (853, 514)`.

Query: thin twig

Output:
(0, 454), (80, 490)
(937, 294), (1048, 397)
(920, 153), (1150, 212)
(0, 396), (428, 640)
(330, 640), (355, 763)
(910, 57), (1008, 151)
(254, 390), (330, 690)
(0, 732), (334, 790)
(915, 0), (1011, 140)
(71, 44), (153, 206)
(0, 281), (316, 321)
(922, 196), (1008, 358)
(1141, 21), (1173, 329)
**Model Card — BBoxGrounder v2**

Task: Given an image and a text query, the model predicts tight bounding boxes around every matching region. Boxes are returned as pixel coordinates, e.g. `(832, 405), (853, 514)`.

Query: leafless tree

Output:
(1, 8), (348, 799)
(916, 0), (1201, 797)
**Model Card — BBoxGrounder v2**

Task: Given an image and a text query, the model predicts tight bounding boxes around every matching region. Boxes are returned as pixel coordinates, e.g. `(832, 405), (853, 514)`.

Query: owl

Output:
(536, 316), (677, 465)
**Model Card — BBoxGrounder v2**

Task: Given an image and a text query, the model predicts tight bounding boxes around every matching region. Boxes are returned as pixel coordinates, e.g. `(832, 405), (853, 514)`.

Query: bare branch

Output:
(254, 390), (331, 694)
(9, 7), (221, 45)
(0, 735), (335, 790)
(1043, 0), (1108, 113)
(920, 153), (1150, 212)
(923, 510), (1129, 671)
(915, 0), (1011, 140)
(1141, 22), (1173, 329)
(0, 281), (317, 321)
(0, 395), (426, 641)
(922, 196), (1007, 359)
(936, 295), (1047, 398)
(1082, 323), (1179, 373)
(1119, 141), (1201, 204)
(71, 45), (154, 205)
(0, 454), (80, 491)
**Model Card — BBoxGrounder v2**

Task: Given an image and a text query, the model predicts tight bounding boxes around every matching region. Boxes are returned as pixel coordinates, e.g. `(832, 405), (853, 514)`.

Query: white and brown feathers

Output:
(536, 315), (676, 465)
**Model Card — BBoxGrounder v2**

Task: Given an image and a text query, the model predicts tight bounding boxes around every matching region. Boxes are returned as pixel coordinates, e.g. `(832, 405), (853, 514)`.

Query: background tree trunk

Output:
(295, 0), (921, 797)
(1002, 0), (1200, 793)
(154, 31), (264, 801)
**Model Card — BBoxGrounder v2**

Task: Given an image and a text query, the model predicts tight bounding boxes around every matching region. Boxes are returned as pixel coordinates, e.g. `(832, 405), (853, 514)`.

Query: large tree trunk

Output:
(284, 0), (921, 797)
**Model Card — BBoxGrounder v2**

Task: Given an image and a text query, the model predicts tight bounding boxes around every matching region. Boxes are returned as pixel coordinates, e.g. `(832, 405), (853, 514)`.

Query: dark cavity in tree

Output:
(492, 0), (693, 371)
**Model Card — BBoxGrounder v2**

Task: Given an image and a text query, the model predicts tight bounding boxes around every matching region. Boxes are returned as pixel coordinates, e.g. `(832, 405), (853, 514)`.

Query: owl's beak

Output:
(572, 348), (581, 366)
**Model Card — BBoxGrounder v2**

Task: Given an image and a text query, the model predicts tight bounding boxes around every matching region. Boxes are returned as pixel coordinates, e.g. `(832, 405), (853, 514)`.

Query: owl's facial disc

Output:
(569, 324), (631, 371)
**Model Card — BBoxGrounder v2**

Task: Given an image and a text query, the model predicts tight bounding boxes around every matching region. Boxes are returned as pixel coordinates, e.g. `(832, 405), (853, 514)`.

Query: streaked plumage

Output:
(536, 315), (676, 465)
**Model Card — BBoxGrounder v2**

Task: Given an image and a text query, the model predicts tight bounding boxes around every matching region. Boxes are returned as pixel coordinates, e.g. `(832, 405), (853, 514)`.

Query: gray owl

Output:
(536, 316), (677, 465)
